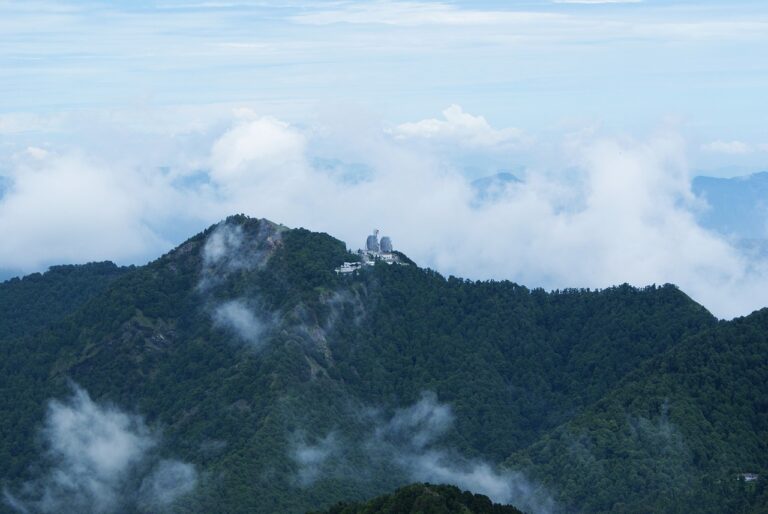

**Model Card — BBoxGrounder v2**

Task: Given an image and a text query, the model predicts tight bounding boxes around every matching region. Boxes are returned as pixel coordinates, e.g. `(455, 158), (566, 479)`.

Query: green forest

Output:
(0, 215), (766, 513)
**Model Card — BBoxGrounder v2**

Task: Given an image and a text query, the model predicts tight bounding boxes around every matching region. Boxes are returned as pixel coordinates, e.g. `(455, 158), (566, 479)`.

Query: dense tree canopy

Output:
(0, 215), (765, 513)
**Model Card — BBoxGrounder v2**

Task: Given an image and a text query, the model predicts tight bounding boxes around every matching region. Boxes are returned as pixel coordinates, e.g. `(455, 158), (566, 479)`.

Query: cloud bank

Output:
(1, 106), (767, 318)
(4, 386), (197, 514)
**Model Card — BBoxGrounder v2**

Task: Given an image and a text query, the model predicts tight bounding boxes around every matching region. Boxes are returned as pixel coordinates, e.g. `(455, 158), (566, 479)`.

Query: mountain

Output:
(470, 172), (522, 204)
(0, 215), (765, 513)
(310, 483), (525, 514)
(692, 172), (768, 258)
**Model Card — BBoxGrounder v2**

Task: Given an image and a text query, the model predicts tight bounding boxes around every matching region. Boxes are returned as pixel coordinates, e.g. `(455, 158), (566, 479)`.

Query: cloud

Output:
(392, 105), (527, 149)
(204, 114), (338, 224)
(553, 0), (641, 4)
(4, 385), (197, 514)
(137, 460), (198, 510)
(198, 221), (283, 349)
(288, 393), (554, 512)
(290, 2), (560, 27)
(290, 432), (340, 487)
(0, 113), (64, 135)
(203, 222), (245, 267)
(313, 392), (555, 514)
(372, 393), (554, 513)
(373, 392), (454, 450)
(701, 140), (753, 155)
(402, 454), (555, 514)
(287, 1), (768, 44)
(209, 113), (307, 189)
(212, 299), (268, 347)
(0, 150), (174, 271)
(3, 0), (768, 146)
(198, 219), (284, 289)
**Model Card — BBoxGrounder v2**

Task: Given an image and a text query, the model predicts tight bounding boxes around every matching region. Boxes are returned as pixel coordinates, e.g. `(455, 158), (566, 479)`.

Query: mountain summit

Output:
(1, 215), (766, 513)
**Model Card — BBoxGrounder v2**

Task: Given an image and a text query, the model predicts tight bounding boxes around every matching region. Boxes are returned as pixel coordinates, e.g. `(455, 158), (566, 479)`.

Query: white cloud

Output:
(288, 392), (554, 512)
(202, 222), (245, 267)
(371, 393), (555, 514)
(197, 221), (282, 349)
(198, 219), (284, 290)
(374, 392), (454, 450)
(213, 299), (268, 347)
(24, 146), (50, 160)
(553, 0), (642, 4)
(210, 114), (307, 188)
(137, 460), (198, 510)
(4, 386), (197, 513)
(0, 150), (174, 271)
(291, 1), (560, 27)
(392, 105), (527, 149)
(403, 453), (554, 514)
(291, 433), (340, 487)
(288, 1), (768, 43)
(701, 140), (753, 155)
(0, 113), (63, 135)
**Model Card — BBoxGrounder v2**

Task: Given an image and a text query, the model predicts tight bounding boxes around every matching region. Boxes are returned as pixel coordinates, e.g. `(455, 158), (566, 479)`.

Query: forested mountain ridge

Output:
(0, 215), (764, 513)
(510, 308), (768, 512)
(0, 261), (128, 340)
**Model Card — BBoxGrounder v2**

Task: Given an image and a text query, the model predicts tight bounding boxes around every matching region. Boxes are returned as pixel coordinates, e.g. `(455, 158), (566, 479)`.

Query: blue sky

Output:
(1, 0), (768, 317)
(2, 0), (767, 152)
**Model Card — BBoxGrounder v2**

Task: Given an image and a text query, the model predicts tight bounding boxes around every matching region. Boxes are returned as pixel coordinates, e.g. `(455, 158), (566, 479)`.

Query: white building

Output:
(335, 230), (408, 274)
(335, 262), (362, 274)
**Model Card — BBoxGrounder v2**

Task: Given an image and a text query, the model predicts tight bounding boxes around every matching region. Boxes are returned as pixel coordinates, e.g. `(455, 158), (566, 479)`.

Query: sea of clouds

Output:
(0, 105), (766, 318)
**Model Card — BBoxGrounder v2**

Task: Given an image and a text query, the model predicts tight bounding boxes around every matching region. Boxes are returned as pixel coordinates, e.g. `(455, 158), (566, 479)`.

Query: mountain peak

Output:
(2, 217), (764, 514)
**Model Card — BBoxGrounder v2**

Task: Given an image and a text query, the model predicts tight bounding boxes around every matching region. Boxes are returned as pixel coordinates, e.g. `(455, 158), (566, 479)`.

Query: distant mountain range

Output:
(470, 172), (523, 204)
(692, 171), (768, 258)
(1, 215), (767, 513)
(470, 170), (768, 258)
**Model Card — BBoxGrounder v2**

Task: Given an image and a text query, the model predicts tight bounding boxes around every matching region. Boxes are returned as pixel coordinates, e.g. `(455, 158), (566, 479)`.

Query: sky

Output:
(1, 0), (768, 318)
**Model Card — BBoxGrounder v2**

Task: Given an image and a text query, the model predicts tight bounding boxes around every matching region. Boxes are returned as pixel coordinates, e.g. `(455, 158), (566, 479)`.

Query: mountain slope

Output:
(511, 309), (768, 513)
(0, 261), (128, 340)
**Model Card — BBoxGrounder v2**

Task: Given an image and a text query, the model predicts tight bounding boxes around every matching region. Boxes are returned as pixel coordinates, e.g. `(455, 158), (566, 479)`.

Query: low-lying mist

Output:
(290, 392), (556, 514)
(3, 385), (197, 514)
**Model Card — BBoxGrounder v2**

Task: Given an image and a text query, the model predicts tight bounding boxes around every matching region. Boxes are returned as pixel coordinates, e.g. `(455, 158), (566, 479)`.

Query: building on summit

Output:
(335, 229), (404, 274)
(366, 230), (381, 253)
